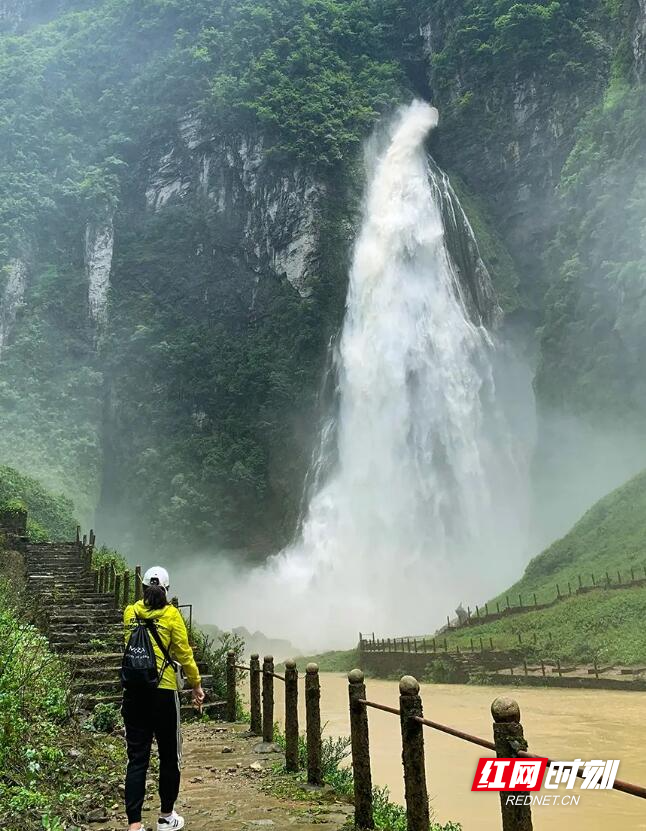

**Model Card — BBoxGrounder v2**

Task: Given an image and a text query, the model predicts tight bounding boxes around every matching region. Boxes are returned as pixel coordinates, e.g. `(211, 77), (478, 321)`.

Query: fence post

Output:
(262, 656), (274, 744)
(123, 569), (131, 607)
(93, 569), (99, 593)
(399, 676), (429, 831)
(135, 565), (142, 601)
(114, 572), (122, 609)
(226, 650), (237, 722)
(305, 663), (322, 786)
(249, 653), (262, 736)
(284, 659), (299, 773)
(491, 697), (533, 831)
(348, 669), (374, 829)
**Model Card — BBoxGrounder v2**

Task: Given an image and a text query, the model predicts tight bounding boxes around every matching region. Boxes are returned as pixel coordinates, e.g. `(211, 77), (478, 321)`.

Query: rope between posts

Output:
(234, 664), (285, 682)
(414, 715), (496, 752)
(359, 699), (646, 800)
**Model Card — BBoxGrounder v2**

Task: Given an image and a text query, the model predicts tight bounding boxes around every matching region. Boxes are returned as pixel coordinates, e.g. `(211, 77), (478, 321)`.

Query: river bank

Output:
(271, 672), (646, 831)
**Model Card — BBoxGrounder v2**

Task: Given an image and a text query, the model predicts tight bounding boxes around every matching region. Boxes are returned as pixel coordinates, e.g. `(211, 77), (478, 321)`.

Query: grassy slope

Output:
(438, 469), (646, 665)
(493, 468), (646, 607)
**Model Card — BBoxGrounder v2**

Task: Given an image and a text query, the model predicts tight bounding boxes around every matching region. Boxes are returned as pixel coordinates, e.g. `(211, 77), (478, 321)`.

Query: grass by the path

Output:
(440, 585), (646, 665)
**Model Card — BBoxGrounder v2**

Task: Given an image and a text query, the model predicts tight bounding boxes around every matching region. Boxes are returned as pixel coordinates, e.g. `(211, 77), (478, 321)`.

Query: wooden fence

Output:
(437, 564), (646, 633)
(228, 659), (646, 830)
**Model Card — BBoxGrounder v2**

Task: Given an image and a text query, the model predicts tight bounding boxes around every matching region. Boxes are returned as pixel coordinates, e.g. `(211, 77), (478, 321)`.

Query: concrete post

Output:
(262, 655), (275, 743)
(305, 663), (322, 786)
(123, 570), (131, 607)
(399, 676), (429, 831)
(93, 569), (99, 593)
(491, 697), (533, 831)
(114, 573), (122, 609)
(249, 654), (261, 735)
(226, 650), (237, 722)
(135, 565), (142, 601)
(284, 659), (299, 772)
(348, 669), (374, 829)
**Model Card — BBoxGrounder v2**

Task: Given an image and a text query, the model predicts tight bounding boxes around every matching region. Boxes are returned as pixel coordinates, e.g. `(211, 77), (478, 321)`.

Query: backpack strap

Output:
(135, 616), (177, 680)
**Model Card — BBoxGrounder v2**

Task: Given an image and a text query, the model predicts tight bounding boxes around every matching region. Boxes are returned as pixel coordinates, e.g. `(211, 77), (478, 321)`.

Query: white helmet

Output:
(142, 566), (170, 590)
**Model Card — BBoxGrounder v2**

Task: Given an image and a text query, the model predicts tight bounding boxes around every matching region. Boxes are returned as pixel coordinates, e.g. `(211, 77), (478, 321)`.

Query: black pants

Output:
(122, 688), (182, 823)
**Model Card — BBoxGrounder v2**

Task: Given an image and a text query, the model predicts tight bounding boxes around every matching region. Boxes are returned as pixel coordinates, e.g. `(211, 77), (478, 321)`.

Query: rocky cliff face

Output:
(425, 29), (609, 321)
(85, 215), (114, 328)
(144, 118), (325, 297)
(0, 0), (26, 31)
(636, 0), (646, 75)
(0, 259), (26, 352)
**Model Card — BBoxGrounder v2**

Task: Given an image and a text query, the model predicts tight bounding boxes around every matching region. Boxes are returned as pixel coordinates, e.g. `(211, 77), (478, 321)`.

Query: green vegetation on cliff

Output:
(0, 463), (76, 539)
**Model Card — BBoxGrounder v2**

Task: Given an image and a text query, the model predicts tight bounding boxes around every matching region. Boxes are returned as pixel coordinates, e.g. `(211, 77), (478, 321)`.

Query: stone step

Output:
(52, 639), (122, 654)
(39, 594), (118, 606)
(26, 544), (79, 552)
(73, 665), (123, 680)
(49, 613), (122, 625)
(69, 652), (124, 667)
(30, 581), (95, 590)
(49, 624), (123, 637)
(25, 555), (86, 562)
(27, 568), (88, 575)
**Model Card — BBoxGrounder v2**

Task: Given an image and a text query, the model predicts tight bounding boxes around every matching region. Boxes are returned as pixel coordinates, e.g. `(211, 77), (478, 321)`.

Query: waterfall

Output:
(0, 259), (27, 353)
(209, 101), (530, 648)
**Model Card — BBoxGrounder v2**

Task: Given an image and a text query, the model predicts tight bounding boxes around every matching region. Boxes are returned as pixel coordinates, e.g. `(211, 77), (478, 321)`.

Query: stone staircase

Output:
(24, 538), (224, 720)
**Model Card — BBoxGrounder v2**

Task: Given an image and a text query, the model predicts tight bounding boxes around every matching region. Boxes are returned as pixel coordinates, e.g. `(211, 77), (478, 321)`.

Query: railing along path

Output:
(229, 657), (646, 831)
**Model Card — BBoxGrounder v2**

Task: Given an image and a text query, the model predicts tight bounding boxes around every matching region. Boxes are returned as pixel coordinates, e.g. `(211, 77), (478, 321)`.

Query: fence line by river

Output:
(226, 652), (646, 831)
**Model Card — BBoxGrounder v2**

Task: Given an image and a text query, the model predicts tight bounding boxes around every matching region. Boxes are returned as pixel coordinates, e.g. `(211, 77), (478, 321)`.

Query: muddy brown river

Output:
(270, 672), (646, 830)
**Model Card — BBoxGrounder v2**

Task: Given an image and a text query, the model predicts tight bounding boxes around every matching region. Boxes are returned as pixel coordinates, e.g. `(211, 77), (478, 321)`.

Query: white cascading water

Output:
(206, 101), (529, 649)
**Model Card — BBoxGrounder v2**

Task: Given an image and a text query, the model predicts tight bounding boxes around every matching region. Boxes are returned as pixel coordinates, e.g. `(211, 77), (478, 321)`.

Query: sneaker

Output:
(157, 812), (184, 831)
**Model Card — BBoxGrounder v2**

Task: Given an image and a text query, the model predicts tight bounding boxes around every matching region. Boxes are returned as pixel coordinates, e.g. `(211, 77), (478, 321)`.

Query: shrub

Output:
(90, 703), (122, 734)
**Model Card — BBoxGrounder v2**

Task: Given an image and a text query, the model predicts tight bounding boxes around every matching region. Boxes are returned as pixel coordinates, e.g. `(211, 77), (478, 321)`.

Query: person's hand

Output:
(192, 684), (205, 707)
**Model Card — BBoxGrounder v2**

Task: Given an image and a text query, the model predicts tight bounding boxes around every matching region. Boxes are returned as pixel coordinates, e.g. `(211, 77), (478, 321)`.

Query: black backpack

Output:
(121, 617), (175, 691)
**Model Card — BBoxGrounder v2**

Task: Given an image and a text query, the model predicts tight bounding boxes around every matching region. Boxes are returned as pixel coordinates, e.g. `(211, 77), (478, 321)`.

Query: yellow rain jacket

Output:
(123, 600), (201, 691)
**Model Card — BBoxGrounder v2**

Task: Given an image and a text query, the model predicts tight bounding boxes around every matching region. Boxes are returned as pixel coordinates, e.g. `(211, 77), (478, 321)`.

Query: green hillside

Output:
(496, 468), (646, 607)
(439, 469), (646, 665)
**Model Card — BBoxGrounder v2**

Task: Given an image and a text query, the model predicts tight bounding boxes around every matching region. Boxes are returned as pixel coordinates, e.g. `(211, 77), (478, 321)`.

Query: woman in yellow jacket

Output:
(123, 566), (204, 831)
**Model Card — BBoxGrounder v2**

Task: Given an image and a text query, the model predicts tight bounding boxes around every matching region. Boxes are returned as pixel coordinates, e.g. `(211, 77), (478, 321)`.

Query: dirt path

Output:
(97, 722), (353, 831)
